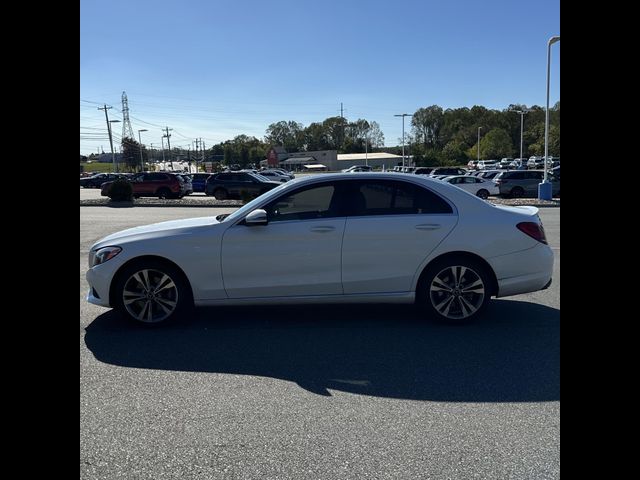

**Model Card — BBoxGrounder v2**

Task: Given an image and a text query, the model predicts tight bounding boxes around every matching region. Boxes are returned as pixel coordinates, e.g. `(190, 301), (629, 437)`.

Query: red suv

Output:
(101, 172), (186, 199)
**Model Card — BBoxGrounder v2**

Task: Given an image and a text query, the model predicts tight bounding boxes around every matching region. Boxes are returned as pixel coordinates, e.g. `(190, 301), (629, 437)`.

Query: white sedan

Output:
(86, 173), (553, 325)
(442, 175), (500, 199)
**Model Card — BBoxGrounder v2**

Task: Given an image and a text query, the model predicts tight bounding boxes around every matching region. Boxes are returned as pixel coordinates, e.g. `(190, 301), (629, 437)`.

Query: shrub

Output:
(107, 179), (133, 201)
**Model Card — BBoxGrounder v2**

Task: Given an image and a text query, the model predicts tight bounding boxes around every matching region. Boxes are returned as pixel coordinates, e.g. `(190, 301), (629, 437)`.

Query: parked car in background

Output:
(476, 160), (499, 170)
(342, 165), (373, 173)
(527, 156), (544, 169)
(467, 160), (478, 170)
(258, 170), (292, 182)
(477, 169), (506, 180)
(175, 174), (193, 195)
(499, 158), (514, 168)
(414, 167), (435, 175)
(494, 170), (560, 197)
(442, 175), (499, 199)
(80, 173), (125, 188)
(86, 172), (554, 325)
(190, 173), (211, 193)
(429, 167), (467, 177)
(205, 171), (281, 200)
(101, 172), (187, 199)
(260, 168), (295, 180)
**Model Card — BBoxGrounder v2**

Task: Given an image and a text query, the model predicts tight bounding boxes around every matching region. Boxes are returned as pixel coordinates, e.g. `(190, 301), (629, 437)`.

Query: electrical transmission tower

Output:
(121, 91), (135, 140)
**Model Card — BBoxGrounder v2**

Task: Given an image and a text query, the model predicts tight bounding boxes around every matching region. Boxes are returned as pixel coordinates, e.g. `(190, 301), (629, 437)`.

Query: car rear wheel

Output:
(114, 259), (192, 325)
(213, 188), (227, 200)
(419, 256), (491, 323)
(476, 189), (489, 199)
(510, 186), (524, 198)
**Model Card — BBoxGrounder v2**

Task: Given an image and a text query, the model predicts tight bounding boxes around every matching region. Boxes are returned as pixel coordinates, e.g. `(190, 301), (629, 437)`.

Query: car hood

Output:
(92, 216), (221, 249)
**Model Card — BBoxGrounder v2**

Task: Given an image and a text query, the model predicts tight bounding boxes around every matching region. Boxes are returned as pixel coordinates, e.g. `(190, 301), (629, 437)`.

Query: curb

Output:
(80, 200), (243, 208)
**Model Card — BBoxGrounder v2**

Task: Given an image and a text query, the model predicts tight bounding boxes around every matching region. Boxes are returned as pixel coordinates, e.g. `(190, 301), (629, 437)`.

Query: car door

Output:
(341, 179), (458, 294)
(221, 181), (347, 298)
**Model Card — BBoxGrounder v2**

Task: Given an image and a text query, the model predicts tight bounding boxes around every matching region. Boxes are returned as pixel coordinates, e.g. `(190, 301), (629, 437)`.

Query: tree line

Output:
(108, 102), (559, 170)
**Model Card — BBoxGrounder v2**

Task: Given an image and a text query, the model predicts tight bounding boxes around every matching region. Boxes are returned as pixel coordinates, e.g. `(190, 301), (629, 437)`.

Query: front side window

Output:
(265, 184), (337, 222)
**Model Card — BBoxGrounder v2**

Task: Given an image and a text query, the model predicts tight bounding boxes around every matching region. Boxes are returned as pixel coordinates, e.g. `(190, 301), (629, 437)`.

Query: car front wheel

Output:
(114, 260), (192, 325)
(419, 257), (491, 323)
(476, 189), (489, 199)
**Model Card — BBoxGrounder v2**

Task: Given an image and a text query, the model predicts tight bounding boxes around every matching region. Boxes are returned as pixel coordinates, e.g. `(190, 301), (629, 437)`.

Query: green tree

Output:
(479, 128), (514, 159)
(441, 140), (469, 163)
(412, 105), (444, 148)
(120, 137), (145, 172)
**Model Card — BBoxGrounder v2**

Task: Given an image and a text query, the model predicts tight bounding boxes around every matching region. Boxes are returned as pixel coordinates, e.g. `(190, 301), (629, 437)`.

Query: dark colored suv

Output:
(205, 172), (280, 200)
(101, 172), (186, 199)
(494, 170), (560, 197)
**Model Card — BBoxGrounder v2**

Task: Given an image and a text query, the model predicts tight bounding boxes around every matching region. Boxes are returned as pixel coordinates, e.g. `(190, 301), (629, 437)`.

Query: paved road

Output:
(80, 207), (559, 479)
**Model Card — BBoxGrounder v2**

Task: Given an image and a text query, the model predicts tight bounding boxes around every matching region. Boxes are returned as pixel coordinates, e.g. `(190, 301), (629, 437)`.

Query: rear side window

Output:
(348, 180), (452, 216)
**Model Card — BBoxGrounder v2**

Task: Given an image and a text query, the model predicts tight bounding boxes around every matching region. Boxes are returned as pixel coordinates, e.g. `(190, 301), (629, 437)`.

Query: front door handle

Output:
(310, 226), (336, 233)
(415, 224), (441, 230)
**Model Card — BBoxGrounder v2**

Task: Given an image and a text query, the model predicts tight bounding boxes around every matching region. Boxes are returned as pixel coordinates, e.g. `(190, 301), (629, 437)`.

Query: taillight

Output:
(517, 222), (548, 244)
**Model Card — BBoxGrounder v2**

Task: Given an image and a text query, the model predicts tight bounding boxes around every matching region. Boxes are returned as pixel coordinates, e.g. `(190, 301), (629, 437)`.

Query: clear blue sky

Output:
(80, 0), (560, 155)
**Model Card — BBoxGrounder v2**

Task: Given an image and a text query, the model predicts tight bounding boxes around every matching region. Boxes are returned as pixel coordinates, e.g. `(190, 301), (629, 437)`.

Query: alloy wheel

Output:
(122, 268), (179, 323)
(429, 265), (485, 320)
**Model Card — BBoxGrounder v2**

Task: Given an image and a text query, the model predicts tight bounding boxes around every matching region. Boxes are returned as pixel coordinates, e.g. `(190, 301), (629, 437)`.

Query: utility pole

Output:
(98, 104), (115, 172)
(163, 127), (173, 170)
(201, 139), (205, 170)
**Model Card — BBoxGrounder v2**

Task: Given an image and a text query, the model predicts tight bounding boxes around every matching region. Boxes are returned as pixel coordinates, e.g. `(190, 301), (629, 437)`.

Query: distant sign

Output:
(205, 162), (213, 173)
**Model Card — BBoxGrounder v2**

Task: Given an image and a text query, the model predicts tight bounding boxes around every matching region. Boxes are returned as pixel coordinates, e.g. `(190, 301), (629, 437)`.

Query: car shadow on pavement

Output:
(84, 299), (559, 402)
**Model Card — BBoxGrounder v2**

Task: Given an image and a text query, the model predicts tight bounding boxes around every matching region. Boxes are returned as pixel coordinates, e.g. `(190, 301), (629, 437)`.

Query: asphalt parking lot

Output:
(80, 206), (559, 479)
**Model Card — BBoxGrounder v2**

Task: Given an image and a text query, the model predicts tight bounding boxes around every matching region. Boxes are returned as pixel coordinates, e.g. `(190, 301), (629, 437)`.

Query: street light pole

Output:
(394, 113), (412, 167)
(539, 35), (560, 200)
(137, 129), (148, 172)
(516, 110), (529, 163)
(477, 126), (483, 163)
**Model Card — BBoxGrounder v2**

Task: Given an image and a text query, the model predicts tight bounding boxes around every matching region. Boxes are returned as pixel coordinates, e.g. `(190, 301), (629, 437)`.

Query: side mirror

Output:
(244, 209), (268, 226)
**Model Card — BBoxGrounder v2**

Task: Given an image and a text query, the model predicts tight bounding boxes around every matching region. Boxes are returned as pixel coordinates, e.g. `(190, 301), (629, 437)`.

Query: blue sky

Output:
(80, 0), (560, 155)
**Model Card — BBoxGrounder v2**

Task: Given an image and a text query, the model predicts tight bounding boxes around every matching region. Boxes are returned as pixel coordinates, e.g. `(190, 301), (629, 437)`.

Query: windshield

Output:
(221, 181), (292, 223)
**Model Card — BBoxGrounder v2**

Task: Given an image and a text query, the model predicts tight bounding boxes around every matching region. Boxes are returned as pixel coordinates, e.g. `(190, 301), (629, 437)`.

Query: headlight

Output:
(90, 246), (122, 267)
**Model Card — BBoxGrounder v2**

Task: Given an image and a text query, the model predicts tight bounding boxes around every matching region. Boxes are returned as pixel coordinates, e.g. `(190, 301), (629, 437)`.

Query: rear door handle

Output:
(415, 224), (441, 230)
(310, 226), (336, 233)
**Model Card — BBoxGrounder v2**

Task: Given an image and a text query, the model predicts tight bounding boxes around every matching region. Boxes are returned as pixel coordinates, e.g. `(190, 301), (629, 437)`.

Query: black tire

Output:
(476, 189), (489, 200)
(213, 188), (227, 200)
(510, 186), (524, 198)
(157, 187), (171, 199)
(113, 259), (193, 325)
(418, 256), (492, 323)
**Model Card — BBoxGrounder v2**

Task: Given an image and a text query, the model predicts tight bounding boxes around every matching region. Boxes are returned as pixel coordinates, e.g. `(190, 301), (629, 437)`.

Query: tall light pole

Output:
(394, 113), (412, 167)
(161, 136), (166, 164)
(539, 35), (560, 200)
(516, 110), (529, 163)
(109, 120), (121, 172)
(477, 126), (483, 163)
(137, 129), (148, 172)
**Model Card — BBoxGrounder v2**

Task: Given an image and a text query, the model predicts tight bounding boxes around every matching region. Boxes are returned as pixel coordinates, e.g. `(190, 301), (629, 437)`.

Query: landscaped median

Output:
(80, 196), (559, 208)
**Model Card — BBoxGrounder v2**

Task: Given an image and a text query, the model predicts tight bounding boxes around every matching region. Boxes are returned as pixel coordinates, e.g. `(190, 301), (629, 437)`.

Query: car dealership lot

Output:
(81, 206), (559, 479)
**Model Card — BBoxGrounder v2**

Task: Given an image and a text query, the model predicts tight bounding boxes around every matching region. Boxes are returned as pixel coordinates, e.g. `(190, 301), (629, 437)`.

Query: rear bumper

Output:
(488, 243), (554, 298)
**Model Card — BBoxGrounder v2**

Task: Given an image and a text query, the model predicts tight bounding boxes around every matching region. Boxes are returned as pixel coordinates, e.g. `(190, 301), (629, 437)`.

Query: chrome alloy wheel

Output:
(429, 265), (485, 320)
(122, 269), (179, 323)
